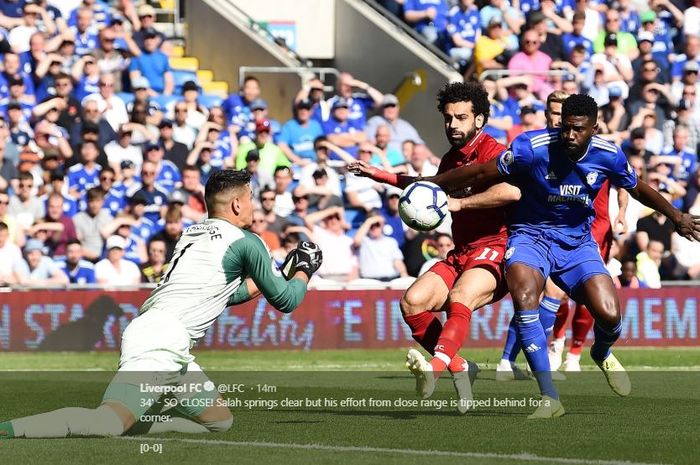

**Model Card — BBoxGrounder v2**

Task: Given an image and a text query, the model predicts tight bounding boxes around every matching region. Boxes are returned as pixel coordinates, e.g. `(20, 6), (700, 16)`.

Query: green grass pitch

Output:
(1, 347), (699, 465)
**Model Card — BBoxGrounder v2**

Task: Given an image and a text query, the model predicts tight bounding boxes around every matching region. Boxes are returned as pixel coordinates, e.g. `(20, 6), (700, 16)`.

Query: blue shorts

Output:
(504, 229), (609, 297)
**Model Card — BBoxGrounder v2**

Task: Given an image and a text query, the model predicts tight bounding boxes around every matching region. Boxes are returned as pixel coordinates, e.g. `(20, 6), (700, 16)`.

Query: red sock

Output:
(570, 304), (595, 355)
(448, 354), (468, 373)
(431, 303), (472, 375)
(552, 299), (570, 340)
(403, 311), (443, 354)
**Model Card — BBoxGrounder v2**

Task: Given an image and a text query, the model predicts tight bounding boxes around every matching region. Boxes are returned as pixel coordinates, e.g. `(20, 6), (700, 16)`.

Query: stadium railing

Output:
(238, 66), (340, 95)
(478, 69), (574, 82)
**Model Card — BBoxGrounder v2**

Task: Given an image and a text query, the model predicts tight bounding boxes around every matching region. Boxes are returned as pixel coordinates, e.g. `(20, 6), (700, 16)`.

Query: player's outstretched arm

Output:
(627, 180), (700, 241)
(447, 182), (521, 211)
(424, 158), (503, 193)
(347, 160), (417, 189)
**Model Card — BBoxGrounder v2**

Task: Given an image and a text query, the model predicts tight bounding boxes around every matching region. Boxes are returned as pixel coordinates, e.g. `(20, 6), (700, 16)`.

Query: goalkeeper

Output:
(0, 170), (323, 439)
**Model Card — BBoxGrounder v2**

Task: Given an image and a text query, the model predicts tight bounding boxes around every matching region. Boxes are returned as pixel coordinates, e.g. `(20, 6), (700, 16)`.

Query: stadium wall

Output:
(0, 289), (697, 351)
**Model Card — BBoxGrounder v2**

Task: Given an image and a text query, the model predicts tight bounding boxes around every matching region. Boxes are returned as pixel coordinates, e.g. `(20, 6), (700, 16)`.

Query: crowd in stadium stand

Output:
(0, 0), (698, 289)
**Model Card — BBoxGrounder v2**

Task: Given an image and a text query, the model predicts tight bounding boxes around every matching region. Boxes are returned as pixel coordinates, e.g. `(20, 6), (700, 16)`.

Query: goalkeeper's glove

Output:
(281, 241), (323, 279)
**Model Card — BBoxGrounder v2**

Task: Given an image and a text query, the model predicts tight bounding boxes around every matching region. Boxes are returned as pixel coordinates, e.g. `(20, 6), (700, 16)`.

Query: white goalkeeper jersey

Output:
(139, 217), (307, 341)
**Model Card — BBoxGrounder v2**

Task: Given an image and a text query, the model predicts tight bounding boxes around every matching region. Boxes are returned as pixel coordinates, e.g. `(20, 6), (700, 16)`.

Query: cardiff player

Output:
(496, 91), (629, 380)
(422, 94), (700, 418)
(350, 82), (522, 412)
(0, 170), (323, 439)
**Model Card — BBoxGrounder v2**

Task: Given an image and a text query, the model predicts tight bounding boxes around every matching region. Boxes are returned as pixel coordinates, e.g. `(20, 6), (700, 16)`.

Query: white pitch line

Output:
(117, 436), (669, 465)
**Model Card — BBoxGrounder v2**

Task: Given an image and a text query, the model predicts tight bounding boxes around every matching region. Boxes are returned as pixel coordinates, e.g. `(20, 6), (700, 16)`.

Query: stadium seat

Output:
(200, 81), (229, 97)
(154, 94), (181, 109)
(169, 56), (199, 72)
(198, 93), (223, 108)
(171, 45), (185, 57)
(196, 70), (214, 83)
(172, 70), (198, 90)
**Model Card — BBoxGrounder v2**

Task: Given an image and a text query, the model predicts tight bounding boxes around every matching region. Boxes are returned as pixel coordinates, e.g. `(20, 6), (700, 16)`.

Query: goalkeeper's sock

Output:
(403, 311), (443, 354)
(569, 304), (595, 356)
(590, 320), (622, 362)
(502, 315), (521, 363)
(516, 309), (558, 399)
(10, 405), (124, 438)
(539, 296), (560, 338)
(431, 303), (472, 377)
(146, 418), (210, 434)
(552, 300), (570, 340)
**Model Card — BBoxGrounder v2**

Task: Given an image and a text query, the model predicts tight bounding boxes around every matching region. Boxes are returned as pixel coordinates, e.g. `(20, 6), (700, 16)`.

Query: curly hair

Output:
(561, 94), (598, 122)
(436, 81), (490, 124)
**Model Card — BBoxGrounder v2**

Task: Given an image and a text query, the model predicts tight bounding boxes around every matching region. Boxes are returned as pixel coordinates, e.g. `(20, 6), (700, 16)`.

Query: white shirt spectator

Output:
(17, 256), (66, 282)
(82, 93), (129, 131)
(104, 141), (143, 172)
(313, 225), (357, 279)
(358, 235), (404, 279)
(8, 25), (37, 53)
(95, 257), (141, 285)
(299, 165), (342, 197)
(344, 173), (382, 210)
(406, 161), (439, 177)
(172, 122), (197, 149)
(0, 241), (25, 282)
(8, 196), (44, 230)
(274, 192), (294, 218)
(671, 233), (700, 275)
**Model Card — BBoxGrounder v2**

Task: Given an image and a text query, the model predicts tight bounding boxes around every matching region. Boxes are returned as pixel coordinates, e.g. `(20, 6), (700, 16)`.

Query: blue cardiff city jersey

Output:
(496, 129), (637, 240)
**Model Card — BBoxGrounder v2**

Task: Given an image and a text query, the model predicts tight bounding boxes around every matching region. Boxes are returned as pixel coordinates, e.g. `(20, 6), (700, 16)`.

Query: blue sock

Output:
(539, 296), (560, 338)
(516, 310), (558, 399)
(590, 320), (622, 362)
(502, 316), (520, 362)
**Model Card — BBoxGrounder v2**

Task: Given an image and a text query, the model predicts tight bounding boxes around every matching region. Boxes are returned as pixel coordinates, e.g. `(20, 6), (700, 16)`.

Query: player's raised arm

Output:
(347, 160), (418, 189)
(447, 182), (521, 211)
(626, 180), (700, 241)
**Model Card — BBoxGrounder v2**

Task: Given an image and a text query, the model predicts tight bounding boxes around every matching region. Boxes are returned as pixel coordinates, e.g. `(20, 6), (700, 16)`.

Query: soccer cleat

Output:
(550, 370), (567, 381)
(496, 359), (530, 381)
(527, 395), (565, 419)
(406, 349), (436, 399)
(0, 421), (15, 439)
(563, 353), (581, 372)
(451, 360), (478, 414)
(595, 352), (631, 397)
(548, 337), (565, 371)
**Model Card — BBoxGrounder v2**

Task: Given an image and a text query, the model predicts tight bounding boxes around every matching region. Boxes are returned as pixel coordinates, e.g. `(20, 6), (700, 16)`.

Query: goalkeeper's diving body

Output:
(0, 170), (323, 439)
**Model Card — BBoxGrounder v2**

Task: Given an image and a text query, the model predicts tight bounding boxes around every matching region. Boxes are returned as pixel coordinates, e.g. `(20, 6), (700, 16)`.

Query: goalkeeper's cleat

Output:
(0, 421), (15, 439)
(406, 349), (436, 399)
(548, 337), (565, 371)
(563, 353), (581, 372)
(451, 360), (477, 415)
(527, 396), (565, 419)
(595, 352), (631, 397)
(550, 370), (567, 381)
(496, 359), (530, 381)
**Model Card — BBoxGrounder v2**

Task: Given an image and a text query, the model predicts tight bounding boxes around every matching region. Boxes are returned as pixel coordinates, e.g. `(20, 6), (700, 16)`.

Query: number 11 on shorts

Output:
(475, 247), (499, 261)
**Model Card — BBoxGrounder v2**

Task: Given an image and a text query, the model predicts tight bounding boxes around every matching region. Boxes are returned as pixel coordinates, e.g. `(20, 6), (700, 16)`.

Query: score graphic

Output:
(139, 443), (163, 454)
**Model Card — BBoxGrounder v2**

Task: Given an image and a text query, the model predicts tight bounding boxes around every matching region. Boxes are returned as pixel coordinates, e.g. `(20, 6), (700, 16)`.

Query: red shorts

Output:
(429, 241), (509, 304)
(591, 224), (613, 262)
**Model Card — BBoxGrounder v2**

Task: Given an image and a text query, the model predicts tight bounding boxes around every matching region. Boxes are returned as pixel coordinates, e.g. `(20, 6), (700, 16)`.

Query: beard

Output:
(447, 125), (478, 148)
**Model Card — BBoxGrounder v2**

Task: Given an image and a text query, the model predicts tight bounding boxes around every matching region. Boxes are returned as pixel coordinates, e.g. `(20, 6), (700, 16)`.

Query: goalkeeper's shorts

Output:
(102, 310), (219, 420)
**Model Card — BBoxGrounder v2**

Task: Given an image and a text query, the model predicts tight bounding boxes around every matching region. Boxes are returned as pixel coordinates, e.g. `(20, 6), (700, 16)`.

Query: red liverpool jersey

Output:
(438, 130), (509, 249)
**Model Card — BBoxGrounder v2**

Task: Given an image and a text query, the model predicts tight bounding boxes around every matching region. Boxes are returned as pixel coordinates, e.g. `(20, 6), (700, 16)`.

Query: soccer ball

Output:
(398, 181), (448, 231)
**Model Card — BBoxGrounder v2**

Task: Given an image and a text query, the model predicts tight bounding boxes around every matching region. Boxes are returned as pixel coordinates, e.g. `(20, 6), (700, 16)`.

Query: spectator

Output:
(636, 240), (663, 289)
(364, 127), (406, 170)
(636, 199), (675, 254)
(0, 189), (21, 245)
(474, 19), (511, 77)
(285, 187), (315, 240)
(270, 165), (294, 218)
(235, 119), (289, 177)
(562, 11), (593, 58)
(223, 75), (260, 131)
(637, 14), (673, 82)
(593, 8), (637, 59)
(140, 237), (168, 283)
(17, 238), (68, 285)
(380, 187), (406, 248)
(0, 221), (24, 285)
(298, 137), (342, 196)
(671, 35), (700, 83)
(418, 232), (454, 275)
(127, 76), (162, 126)
(508, 28), (552, 99)
(127, 160), (169, 223)
(323, 97), (366, 157)
(104, 123), (144, 173)
(68, 140), (102, 198)
(158, 118), (189, 172)
(32, 192), (77, 257)
(446, 0), (480, 64)
(528, 9), (567, 61)
(128, 27), (172, 96)
(304, 168), (343, 212)
(404, 0), (449, 47)
(73, 187), (111, 261)
(365, 94), (425, 154)
(143, 142), (181, 193)
(259, 187), (288, 237)
(171, 164), (206, 222)
(327, 72), (382, 129)
(113, 160), (139, 196)
(9, 172), (44, 230)
(278, 98), (324, 165)
(94, 26), (135, 92)
(132, 4), (164, 50)
(405, 140), (439, 177)
(82, 73), (129, 131)
(345, 148), (384, 212)
(150, 205), (184, 261)
(59, 239), (96, 284)
(612, 258), (646, 288)
(354, 213), (407, 281)
(480, 0), (523, 48)
(70, 100), (117, 155)
(172, 102), (197, 149)
(590, 33), (634, 99)
(98, 166), (126, 217)
(251, 209), (280, 251)
(95, 234), (141, 285)
(32, 73), (81, 134)
(660, 125), (697, 187)
(670, 231), (700, 279)
(9, 2), (56, 53)
(304, 206), (358, 282)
